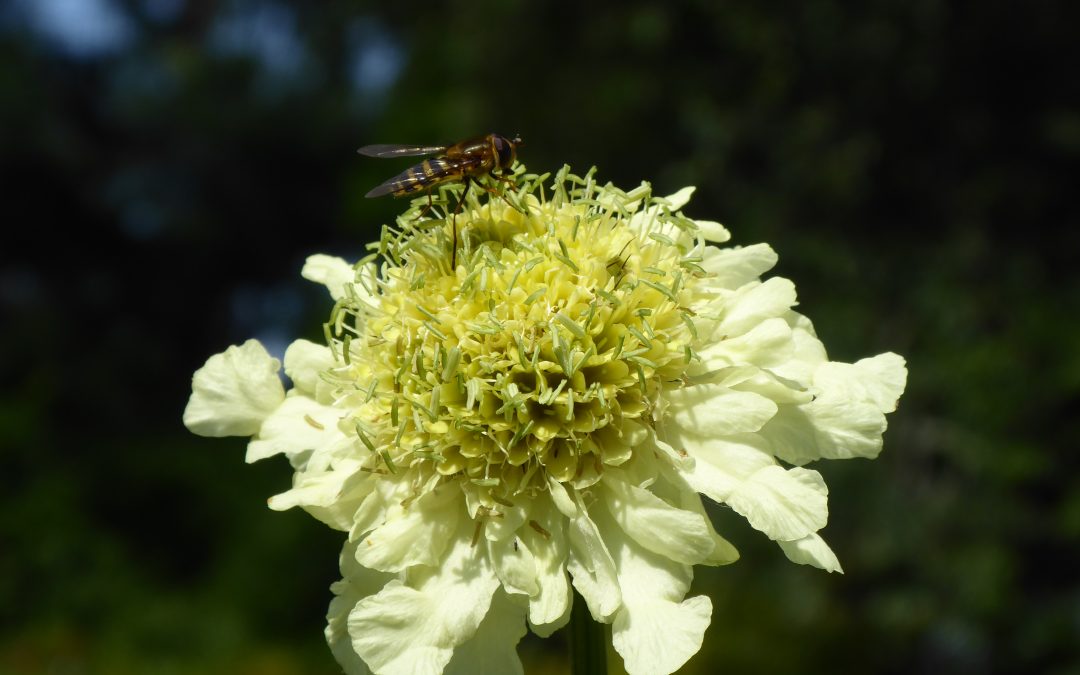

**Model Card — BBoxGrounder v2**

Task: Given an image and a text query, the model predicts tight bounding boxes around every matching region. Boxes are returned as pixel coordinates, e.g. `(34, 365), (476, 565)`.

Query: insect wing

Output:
(365, 173), (412, 198)
(364, 155), (481, 198)
(356, 144), (447, 158)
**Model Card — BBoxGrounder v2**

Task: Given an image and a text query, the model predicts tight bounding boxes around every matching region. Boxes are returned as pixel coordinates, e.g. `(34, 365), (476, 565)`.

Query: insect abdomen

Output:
(390, 158), (460, 196)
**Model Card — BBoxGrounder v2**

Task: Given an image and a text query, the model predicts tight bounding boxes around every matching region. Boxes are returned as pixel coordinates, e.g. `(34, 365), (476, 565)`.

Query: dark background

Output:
(2, 1), (1078, 673)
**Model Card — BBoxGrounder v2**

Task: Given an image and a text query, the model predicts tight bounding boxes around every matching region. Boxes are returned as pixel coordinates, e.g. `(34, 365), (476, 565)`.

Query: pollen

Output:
(325, 168), (705, 509)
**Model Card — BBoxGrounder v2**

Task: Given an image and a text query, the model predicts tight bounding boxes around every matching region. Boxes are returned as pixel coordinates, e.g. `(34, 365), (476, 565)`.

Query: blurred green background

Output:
(2, 1), (1078, 673)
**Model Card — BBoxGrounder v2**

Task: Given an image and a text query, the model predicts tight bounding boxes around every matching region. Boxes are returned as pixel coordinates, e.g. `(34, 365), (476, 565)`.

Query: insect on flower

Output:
(184, 168), (909, 675)
(357, 133), (523, 268)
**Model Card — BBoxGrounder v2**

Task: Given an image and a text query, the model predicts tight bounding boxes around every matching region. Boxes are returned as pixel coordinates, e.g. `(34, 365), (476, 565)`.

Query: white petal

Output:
(268, 460), (372, 531)
(761, 402), (867, 465)
(596, 508), (712, 675)
(488, 534), (539, 597)
(521, 497), (572, 635)
(664, 384), (778, 438)
(350, 477), (411, 541)
(283, 339), (334, 398)
(678, 436), (775, 502)
(302, 254), (355, 301)
(677, 437), (829, 541)
(482, 497), (528, 542)
(325, 541), (392, 675)
(716, 277), (798, 338)
(695, 219), (731, 243)
(643, 434), (693, 473)
(666, 480), (740, 566)
(328, 600), (371, 675)
(348, 530), (501, 675)
(778, 532), (843, 573)
(730, 369), (815, 406)
(354, 485), (463, 573)
(757, 412), (813, 467)
(696, 515), (740, 566)
(695, 317), (794, 371)
(183, 340), (284, 437)
(245, 394), (346, 464)
(620, 591), (710, 675)
(699, 243), (778, 289)
(726, 466), (829, 541)
(547, 477), (577, 519)
(601, 474), (715, 565)
(565, 493), (622, 622)
(662, 186), (696, 210)
(763, 352), (908, 464)
(768, 312), (828, 385)
(445, 589), (527, 675)
(811, 354), (908, 415)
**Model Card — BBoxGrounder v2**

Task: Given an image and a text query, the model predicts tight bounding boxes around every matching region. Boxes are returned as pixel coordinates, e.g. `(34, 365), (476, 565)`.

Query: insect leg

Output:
(421, 189), (435, 219)
(408, 190), (437, 229)
(490, 169), (517, 186)
(477, 173), (526, 215)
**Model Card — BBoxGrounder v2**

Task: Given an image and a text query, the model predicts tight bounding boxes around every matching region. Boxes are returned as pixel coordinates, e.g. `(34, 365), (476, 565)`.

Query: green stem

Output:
(570, 590), (607, 675)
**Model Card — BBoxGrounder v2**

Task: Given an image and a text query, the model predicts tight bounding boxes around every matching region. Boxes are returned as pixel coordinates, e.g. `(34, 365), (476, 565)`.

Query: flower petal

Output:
(662, 186), (695, 210)
(728, 369), (815, 406)
(244, 394), (346, 465)
(302, 254), (356, 301)
(565, 492), (622, 622)
(183, 340), (284, 437)
(695, 219), (731, 243)
(325, 541), (392, 675)
(354, 483), (464, 573)
(665, 478), (740, 566)
(487, 534), (539, 598)
(521, 497), (572, 635)
(694, 511), (740, 566)
(348, 529), (501, 675)
(695, 317), (795, 372)
(768, 312), (828, 385)
(268, 460), (372, 531)
(699, 243), (778, 290)
(726, 465), (829, 541)
(778, 532), (843, 573)
(663, 384), (778, 438)
(481, 497), (528, 542)
(350, 477), (412, 541)
(283, 339), (334, 398)
(715, 277), (798, 338)
(677, 437), (829, 541)
(763, 352), (908, 464)
(811, 354), (908, 419)
(601, 474), (715, 565)
(678, 436), (775, 501)
(643, 433), (694, 472)
(445, 589), (527, 675)
(546, 477), (577, 519)
(596, 508), (712, 675)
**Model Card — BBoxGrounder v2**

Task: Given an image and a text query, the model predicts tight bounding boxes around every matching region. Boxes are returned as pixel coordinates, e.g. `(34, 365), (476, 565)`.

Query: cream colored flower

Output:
(185, 168), (906, 675)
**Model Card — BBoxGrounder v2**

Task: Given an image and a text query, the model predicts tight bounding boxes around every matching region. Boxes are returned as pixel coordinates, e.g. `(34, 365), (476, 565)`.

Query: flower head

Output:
(185, 167), (906, 675)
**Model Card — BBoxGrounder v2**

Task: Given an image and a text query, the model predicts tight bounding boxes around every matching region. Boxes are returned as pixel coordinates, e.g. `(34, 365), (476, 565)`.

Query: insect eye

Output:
(493, 137), (515, 167)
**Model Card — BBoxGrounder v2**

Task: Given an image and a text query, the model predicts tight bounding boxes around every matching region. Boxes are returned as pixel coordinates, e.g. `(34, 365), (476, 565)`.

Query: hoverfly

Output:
(357, 133), (523, 268)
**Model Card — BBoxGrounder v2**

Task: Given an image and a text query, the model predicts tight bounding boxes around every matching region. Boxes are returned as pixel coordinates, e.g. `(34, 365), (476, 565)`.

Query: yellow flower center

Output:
(328, 169), (703, 507)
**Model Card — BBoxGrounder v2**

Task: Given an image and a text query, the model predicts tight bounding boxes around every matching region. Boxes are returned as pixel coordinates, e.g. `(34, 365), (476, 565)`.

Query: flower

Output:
(184, 167), (906, 675)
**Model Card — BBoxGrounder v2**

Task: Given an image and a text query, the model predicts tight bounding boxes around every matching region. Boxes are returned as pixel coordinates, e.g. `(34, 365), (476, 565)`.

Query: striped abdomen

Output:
(365, 156), (479, 198)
